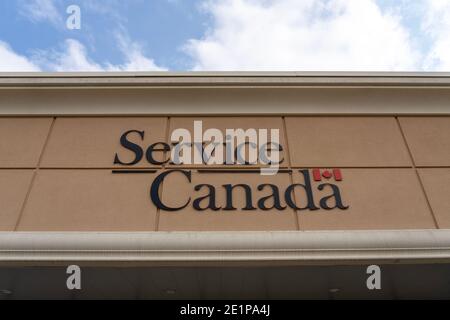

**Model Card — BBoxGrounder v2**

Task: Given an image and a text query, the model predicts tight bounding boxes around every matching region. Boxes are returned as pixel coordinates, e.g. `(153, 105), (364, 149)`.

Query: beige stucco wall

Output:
(1, 73), (449, 234)
(1, 114), (449, 232)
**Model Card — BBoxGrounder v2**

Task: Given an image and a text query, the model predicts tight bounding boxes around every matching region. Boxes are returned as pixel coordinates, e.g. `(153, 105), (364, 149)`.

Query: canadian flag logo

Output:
(312, 168), (343, 182)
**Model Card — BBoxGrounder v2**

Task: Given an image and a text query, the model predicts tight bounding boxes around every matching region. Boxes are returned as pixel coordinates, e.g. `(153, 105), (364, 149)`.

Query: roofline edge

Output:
(1, 72), (450, 88)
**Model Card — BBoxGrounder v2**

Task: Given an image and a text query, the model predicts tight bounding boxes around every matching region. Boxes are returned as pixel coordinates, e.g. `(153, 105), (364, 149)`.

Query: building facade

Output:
(0, 72), (450, 299)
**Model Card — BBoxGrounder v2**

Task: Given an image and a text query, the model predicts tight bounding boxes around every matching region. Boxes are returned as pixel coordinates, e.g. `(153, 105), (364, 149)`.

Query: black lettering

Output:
(146, 142), (170, 165)
(257, 184), (286, 210)
(222, 184), (256, 211)
(265, 142), (285, 165)
(150, 170), (191, 211)
(114, 130), (144, 166)
(285, 170), (319, 210)
(318, 183), (349, 210)
(193, 184), (221, 211)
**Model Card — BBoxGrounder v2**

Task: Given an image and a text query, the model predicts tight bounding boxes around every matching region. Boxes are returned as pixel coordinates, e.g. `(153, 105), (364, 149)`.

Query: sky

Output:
(0, 0), (449, 72)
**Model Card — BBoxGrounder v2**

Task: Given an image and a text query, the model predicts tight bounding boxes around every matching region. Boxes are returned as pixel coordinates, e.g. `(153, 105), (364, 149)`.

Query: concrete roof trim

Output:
(1, 230), (450, 266)
(1, 72), (450, 88)
(1, 72), (450, 115)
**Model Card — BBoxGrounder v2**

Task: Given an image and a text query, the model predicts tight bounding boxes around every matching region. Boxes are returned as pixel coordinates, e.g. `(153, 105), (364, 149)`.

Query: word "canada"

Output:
(150, 169), (349, 212)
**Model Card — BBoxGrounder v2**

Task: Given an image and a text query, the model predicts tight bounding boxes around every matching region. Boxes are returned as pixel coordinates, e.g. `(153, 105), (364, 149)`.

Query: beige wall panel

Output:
(168, 117), (289, 168)
(0, 118), (52, 167)
(293, 169), (435, 230)
(17, 170), (158, 231)
(418, 169), (450, 228)
(158, 171), (298, 231)
(399, 117), (450, 166)
(285, 117), (411, 167)
(0, 170), (34, 231)
(40, 117), (168, 168)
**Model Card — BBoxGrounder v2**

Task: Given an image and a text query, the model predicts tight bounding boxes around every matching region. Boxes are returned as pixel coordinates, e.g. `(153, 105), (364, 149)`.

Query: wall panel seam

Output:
(13, 117), (56, 231)
(282, 116), (300, 231)
(155, 116), (171, 231)
(395, 117), (440, 229)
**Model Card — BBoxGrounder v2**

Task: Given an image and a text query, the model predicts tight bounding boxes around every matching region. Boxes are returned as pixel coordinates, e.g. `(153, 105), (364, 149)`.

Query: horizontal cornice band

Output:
(1, 230), (450, 266)
(1, 73), (450, 115)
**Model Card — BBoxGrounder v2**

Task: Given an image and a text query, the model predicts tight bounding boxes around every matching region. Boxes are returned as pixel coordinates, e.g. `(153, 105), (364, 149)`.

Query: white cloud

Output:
(31, 36), (166, 72)
(185, 0), (420, 71)
(422, 0), (450, 71)
(0, 41), (40, 72)
(106, 33), (167, 71)
(19, 0), (63, 26)
(16, 0), (166, 72)
(32, 39), (103, 71)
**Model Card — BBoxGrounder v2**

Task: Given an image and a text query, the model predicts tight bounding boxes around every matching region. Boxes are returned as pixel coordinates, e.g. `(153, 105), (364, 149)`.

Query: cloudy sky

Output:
(0, 0), (449, 72)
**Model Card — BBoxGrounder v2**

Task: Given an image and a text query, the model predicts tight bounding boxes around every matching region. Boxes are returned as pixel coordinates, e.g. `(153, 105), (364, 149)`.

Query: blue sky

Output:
(0, 0), (449, 72)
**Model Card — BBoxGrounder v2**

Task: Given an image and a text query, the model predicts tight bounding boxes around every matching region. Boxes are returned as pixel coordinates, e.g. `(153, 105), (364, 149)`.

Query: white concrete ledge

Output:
(0, 230), (450, 266)
(1, 72), (450, 88)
